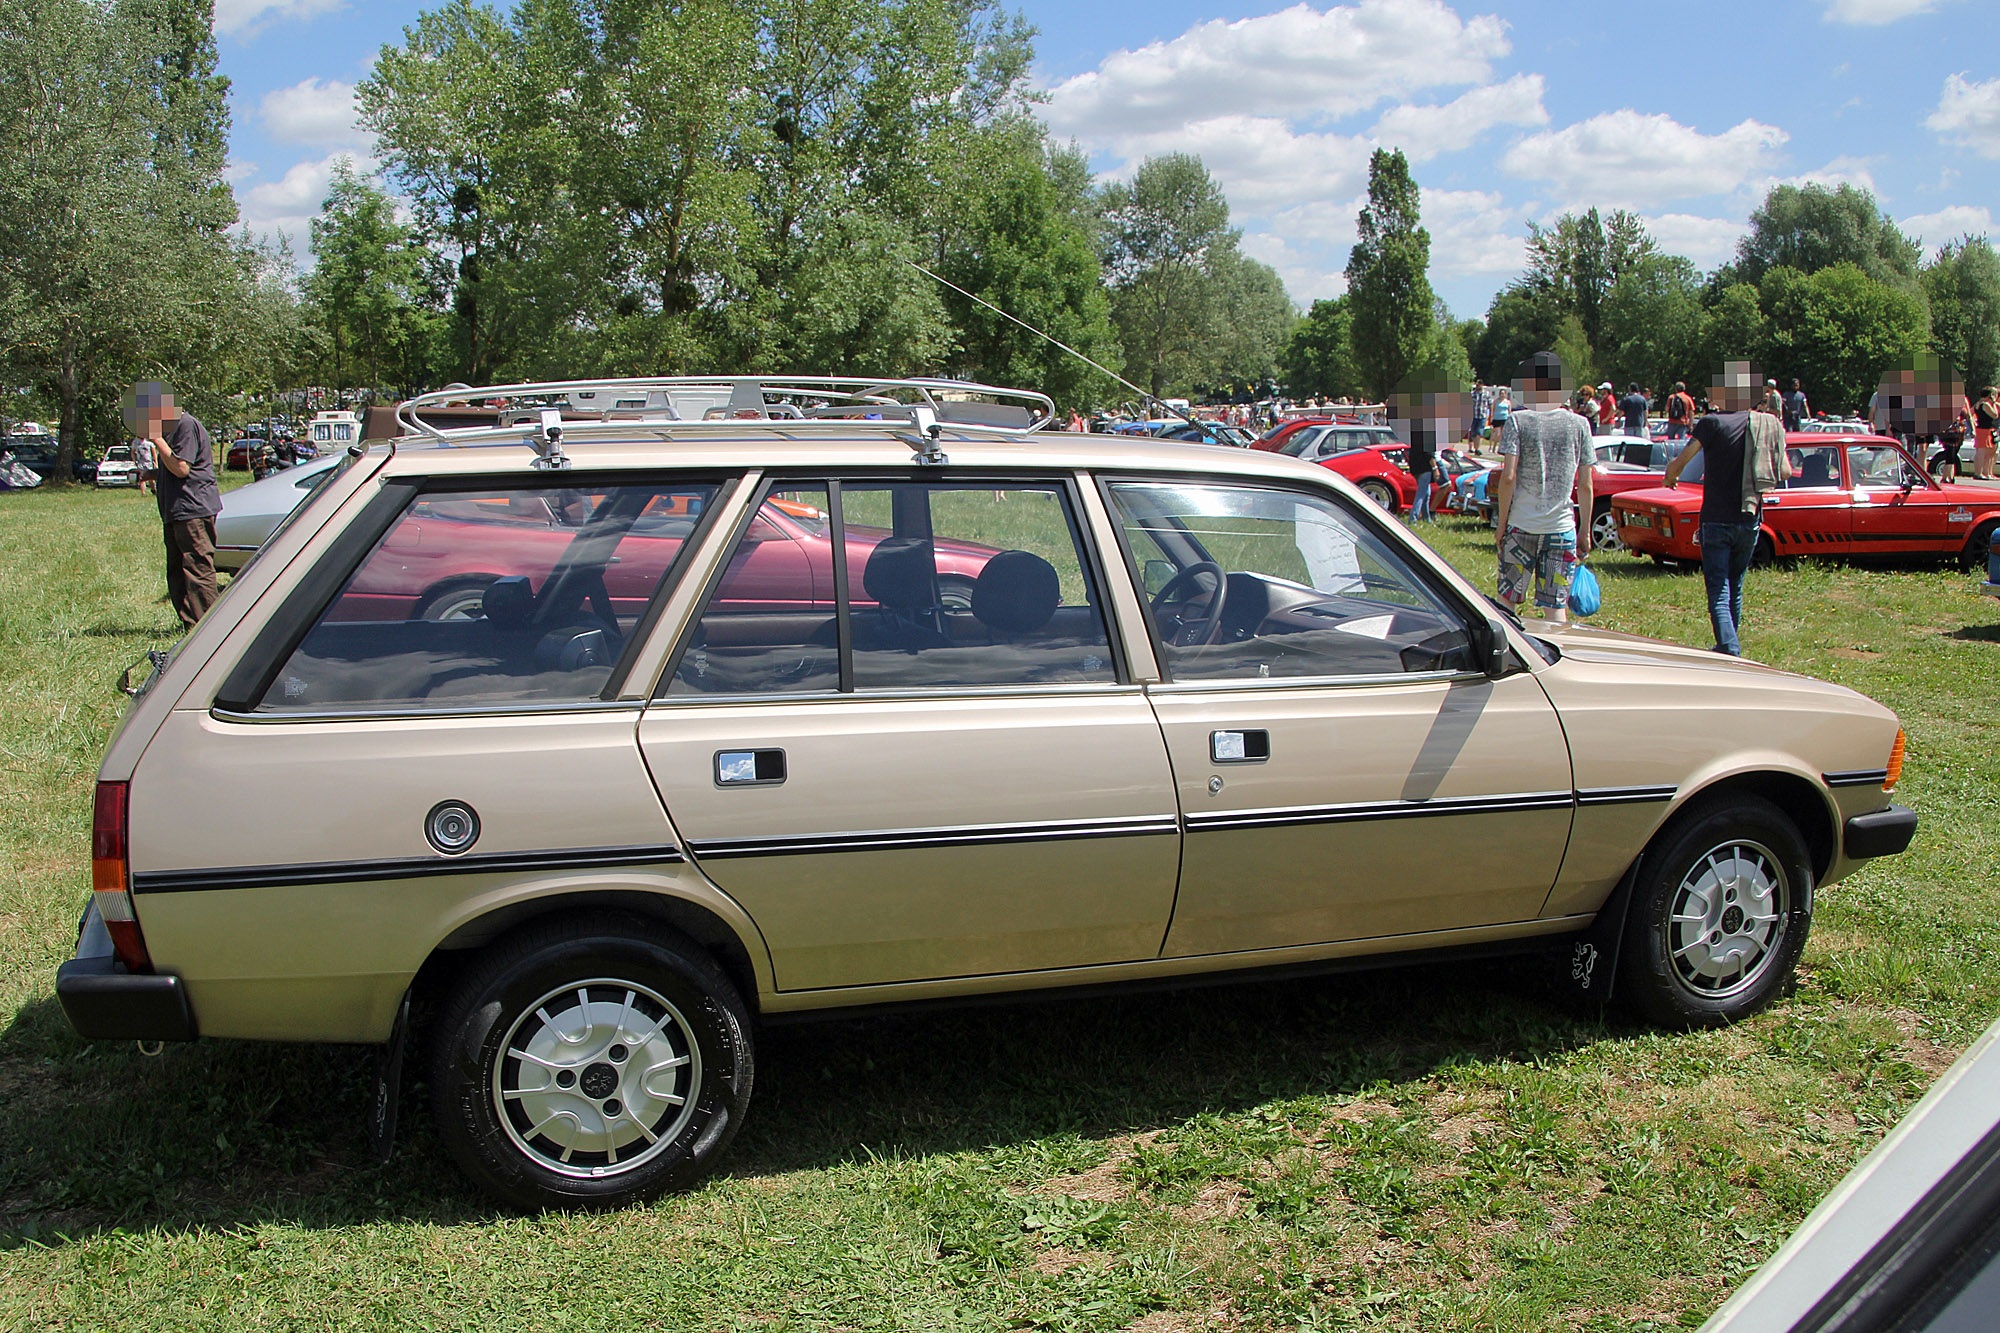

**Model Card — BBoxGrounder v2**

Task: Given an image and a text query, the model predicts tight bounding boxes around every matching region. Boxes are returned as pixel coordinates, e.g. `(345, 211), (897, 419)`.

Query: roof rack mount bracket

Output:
(904, 407), (947, 466)
(528, 409), (570, 470)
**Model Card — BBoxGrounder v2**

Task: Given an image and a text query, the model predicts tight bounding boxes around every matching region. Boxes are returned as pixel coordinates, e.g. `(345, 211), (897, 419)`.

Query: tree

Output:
(1520, 208), (1655, 349)
(1758, 264), (1928, 414)
(0, 0), (265, 475)
(1922, 237), (2000, 394)
(1694, 283), (1767, 399)
(1344, 148), (1433, 400)
(1600, 253), (1704, 399)
(1199, 248), (1295, 399)
(1730, 183), (1920, 291)
(305, 161), (433, 395)
(1281, 297), (1360, 400)
(1098, 153), (1234, 397)
(1474, 285), (1561, 384)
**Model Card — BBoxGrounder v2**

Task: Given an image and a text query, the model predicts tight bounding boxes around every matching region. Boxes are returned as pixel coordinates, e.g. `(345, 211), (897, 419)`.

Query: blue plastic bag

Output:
(1569, 560), (1601, 617)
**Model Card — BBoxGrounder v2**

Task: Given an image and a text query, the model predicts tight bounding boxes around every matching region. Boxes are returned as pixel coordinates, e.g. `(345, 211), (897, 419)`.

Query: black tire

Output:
(1752, 533), (1776, 567)
(1358, 478), (1396, 511)
(1590, 504), (1624, 554)
(416, 577), (499, 621)
(1960, 519), (1996, 572)
(1618, 794), (1812, 1029)
(429, 914), (754, 1211)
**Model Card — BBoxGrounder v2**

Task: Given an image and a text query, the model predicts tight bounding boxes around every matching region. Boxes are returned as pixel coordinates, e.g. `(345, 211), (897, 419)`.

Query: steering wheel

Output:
(1150, 561), (1230, 647)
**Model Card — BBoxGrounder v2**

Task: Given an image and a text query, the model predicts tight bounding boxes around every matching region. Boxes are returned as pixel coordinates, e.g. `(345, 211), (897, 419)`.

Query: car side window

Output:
(1847, 444), (1917, 489)
(1107, 480), (1474, 682)
(1783, 445), (1841, 489)
(668, 480), (1117, 696)
(254, 480), (716, 712)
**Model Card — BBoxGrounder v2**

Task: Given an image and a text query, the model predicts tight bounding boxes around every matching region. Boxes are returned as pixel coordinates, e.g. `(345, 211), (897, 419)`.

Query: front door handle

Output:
(715, 749), (786, 786)
(1210, 730), (1270, 763)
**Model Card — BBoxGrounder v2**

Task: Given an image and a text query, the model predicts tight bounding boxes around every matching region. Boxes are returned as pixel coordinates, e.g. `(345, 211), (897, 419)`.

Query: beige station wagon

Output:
(58, 376), (1917, 1210)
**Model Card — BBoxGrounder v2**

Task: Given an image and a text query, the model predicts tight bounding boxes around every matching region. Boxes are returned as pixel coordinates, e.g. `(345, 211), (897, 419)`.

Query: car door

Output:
(638, 477), (1180, 993)
(1847, 441), (1951, 554)
(1761, 442), (1852, 557)
(1102, 478), (1573, 957)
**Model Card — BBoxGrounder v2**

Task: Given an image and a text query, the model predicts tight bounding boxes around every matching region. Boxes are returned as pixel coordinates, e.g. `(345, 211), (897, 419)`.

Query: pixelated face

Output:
(122, 382), (176, 433)
(1708, 360), (1762, 412)
(1388, 374), (1475, 450)
(1872, 353), (1964, 436)
(1510, 355), (1571, 408)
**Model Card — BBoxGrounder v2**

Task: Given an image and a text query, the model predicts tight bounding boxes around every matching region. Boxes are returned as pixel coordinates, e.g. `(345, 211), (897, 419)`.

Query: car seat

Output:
(856, 539), (949, 653)
(970, 550), (1060, 638)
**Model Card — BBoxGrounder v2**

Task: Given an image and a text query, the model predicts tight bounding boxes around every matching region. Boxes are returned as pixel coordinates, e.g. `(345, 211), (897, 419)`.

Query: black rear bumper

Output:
(55, 904), (197, 1042)
(1845, 804), (1918, 861)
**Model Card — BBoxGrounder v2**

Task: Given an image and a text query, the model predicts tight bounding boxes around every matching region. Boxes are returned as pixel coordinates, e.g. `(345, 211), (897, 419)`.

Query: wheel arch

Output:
(1672, 768), (1837, 884)
(411, 887), (769, 1022)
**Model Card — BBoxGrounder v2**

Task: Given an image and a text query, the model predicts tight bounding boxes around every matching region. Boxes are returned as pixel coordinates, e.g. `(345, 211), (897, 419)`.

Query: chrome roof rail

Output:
(394, 376), (1057, 447)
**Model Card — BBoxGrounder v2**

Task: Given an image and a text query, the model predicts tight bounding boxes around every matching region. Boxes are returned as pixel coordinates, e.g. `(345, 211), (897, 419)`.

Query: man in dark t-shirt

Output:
(1784, 379), (1809, 431)
(1619, 383), (1648, 436)
(1664, 373), (1792, 656)
(127, 381), (222, 628)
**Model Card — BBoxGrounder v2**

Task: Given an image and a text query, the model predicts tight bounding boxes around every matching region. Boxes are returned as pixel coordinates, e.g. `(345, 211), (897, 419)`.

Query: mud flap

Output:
(370, 989), (411, 1165)
(1564, 861), (1641, 1010)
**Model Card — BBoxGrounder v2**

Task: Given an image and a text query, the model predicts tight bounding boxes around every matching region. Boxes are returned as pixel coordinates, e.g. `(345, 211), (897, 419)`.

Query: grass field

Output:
(2, 477), (1997, 1331)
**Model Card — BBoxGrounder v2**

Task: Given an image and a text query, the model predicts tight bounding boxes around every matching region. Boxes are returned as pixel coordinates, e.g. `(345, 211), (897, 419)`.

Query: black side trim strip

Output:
(690, 816), (1180, 861)
(1575, 785), (1678, 807)
(1825, 768), (1891, 789)
(1185, 791), (1573, 834)
(132, 844), (685, 894)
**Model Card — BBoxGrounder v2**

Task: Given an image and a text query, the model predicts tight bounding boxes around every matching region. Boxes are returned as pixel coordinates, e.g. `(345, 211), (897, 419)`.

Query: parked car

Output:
(1315, 441), (1416, 511)
(1158, 421), (1255, 447)
(1614, 433), (2000, 569)
(225, 434), (268, 471)
(59, 375), (1916, 1212)
(1250, 417), (1334, 452)
(213, 454), (346, 570)
(93, 443), (141, 488)
(1430, 447), (1498, 515)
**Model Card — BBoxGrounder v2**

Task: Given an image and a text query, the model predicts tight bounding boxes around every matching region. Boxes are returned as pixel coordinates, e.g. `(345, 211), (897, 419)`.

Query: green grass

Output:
(2, 482), (1997, 1330)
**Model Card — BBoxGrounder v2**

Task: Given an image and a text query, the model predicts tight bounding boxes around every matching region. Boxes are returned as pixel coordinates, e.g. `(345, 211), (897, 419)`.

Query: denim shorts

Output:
(1498, 527), (1578, 612)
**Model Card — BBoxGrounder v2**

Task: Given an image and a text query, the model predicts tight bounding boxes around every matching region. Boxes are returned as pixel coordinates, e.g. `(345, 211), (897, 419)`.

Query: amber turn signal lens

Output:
(1885, 729), (1905, 792)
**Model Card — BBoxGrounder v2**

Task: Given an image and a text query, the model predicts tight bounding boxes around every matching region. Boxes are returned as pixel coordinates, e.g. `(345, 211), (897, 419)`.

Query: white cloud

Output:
(1822, 0), (1936, 23)
(213, 0), (343, 39)
(1765, 155), (1879, 195)
(1421, 188), (1526, 276)
(224, 158), (258, 184)
(1899, 204), (1996, 250)
(237, 150), (372, 250)
(260, 78), (370, 150)
(1927, 73), (2000, 160)
(1102, 116), (1374, 212)
(1042, 0), (1509, 141)
(1502, 110), (1788, 208)
(1644, 214), (1750, 269)
(1368, 74), (1547, 162)
(1241, 233), (1346, 304)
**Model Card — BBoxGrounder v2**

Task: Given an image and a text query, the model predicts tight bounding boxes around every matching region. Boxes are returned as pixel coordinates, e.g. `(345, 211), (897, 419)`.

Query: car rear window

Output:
(251, 480), (718, 712)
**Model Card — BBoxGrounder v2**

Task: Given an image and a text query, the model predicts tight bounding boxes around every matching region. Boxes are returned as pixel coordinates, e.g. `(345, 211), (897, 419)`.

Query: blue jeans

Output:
(1411, 469), (1433, 520)
(1700, 521), (1759, 655)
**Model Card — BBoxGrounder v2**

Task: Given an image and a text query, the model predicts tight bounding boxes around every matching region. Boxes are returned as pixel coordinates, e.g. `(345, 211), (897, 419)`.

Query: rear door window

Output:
(253, 479), (718, 711)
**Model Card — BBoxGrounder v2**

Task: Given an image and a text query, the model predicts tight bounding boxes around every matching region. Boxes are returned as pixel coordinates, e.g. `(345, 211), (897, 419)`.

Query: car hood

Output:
(1532, 619), (1852, 689)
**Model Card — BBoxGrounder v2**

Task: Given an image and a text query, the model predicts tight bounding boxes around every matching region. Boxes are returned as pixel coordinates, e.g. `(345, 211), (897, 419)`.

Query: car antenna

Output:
(901, 258), (1202, 432)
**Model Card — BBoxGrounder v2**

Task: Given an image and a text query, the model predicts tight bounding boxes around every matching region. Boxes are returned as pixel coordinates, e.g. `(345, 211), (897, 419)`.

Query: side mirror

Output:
(1477, 614), (1513, 678)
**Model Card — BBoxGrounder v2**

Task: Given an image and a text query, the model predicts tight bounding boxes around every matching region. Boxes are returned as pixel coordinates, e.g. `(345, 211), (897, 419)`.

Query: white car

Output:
(93, 444), (140, 488)
(213, 453), (345, 571)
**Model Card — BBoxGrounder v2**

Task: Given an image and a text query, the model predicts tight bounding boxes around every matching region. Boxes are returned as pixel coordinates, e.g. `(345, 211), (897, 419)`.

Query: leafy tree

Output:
(1551, 314), (1595, 393)
(1694, 283), (1767, 399)
(1199, 248), (1295, 399)
(1474, 285), (1561, 385)
(1098, 153), (1234, 397)
(306, 161), (435, 395)
(0, 0), (264, 474)
(1600, 253), (1703, 400)
(1281, 297), (1360, 400)
(1758, 264), (1928, 414)
(1922, 237), (2000, 394)
(1344, 148), (1433, 400)
(1730, 183), (1920, 290)
(1520, 208), (1654, 349)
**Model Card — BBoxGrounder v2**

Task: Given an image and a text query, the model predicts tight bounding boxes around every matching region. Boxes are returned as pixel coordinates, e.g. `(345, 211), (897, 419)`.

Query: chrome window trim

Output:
(1145, 668), (1474, 693)
(209, 698), (646, 725)
(645, 682), (1155, 708)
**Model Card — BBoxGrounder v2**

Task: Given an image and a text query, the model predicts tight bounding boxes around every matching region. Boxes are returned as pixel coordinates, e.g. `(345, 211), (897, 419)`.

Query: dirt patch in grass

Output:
(1043, 1158), (1132, 1204)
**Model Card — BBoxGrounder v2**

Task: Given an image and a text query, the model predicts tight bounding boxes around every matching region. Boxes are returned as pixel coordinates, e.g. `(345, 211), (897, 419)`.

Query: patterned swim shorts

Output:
(1498, 527), (1578, 613)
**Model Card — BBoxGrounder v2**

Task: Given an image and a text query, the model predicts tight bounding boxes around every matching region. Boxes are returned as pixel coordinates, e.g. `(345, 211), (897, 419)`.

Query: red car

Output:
(335, 491), (1002, 622)
(1316, 442), (1416, 512)
(1250, 417), (1333, 452)
(1614, 433), (2000, 567)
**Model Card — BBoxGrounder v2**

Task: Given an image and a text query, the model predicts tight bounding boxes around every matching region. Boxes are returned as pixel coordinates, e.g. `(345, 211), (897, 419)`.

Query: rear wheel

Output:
(1618, 795), (1812, 1029)
(1590, 504), (1624, 554)
(429, 915), (754, 1210)
(416, 577), (499, 622)
(1358, 478), (1396, 511)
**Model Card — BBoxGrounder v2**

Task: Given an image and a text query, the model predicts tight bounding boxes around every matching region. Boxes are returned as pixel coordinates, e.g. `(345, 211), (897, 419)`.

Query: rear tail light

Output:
(91, 781), (152, 972)
(1885, 729), (1905, 792)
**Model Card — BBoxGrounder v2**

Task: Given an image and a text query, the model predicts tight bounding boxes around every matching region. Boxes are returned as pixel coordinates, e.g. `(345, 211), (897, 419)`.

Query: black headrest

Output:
(862, 539), (937, 610)
(972, 550), (1060, 634)
(481, 575), (534, 628)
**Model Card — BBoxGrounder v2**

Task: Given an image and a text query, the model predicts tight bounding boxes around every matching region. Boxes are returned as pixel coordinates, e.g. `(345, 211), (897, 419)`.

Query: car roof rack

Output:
(394, 377), (1057, 453)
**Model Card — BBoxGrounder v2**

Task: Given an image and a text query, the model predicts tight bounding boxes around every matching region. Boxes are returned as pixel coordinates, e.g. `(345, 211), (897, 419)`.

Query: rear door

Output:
(1762, 442), (1852, 557)
(638, 476), (1180, 993)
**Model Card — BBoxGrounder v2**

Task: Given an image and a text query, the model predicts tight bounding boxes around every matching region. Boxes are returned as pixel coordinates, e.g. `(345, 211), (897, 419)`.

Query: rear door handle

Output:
(1210, 730), (1270, 763)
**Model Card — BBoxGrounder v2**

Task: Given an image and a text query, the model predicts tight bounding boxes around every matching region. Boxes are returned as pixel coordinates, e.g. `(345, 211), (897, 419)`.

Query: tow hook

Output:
(136, 1040), (163, 1057)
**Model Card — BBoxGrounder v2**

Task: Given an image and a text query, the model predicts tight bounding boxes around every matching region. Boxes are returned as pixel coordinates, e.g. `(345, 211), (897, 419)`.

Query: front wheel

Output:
(429, 915), (754, 1210)
(1960, 519), (1996, 572)
(1618, 795), (1812, 1029)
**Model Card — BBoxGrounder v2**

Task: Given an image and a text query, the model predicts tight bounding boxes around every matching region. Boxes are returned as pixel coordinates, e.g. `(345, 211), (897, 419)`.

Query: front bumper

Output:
(56, 903), (197, 1042)
(1844, 805), (1918, 861)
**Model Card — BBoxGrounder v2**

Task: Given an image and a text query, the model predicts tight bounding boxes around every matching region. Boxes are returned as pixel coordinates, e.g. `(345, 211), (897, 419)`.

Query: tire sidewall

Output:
(1621, 796), (1813, 1028)
(433, 929), (752, 1210)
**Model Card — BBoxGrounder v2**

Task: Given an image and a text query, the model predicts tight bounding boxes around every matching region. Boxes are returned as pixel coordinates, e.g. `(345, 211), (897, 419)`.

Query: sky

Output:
(219, 0), (2000, 322)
